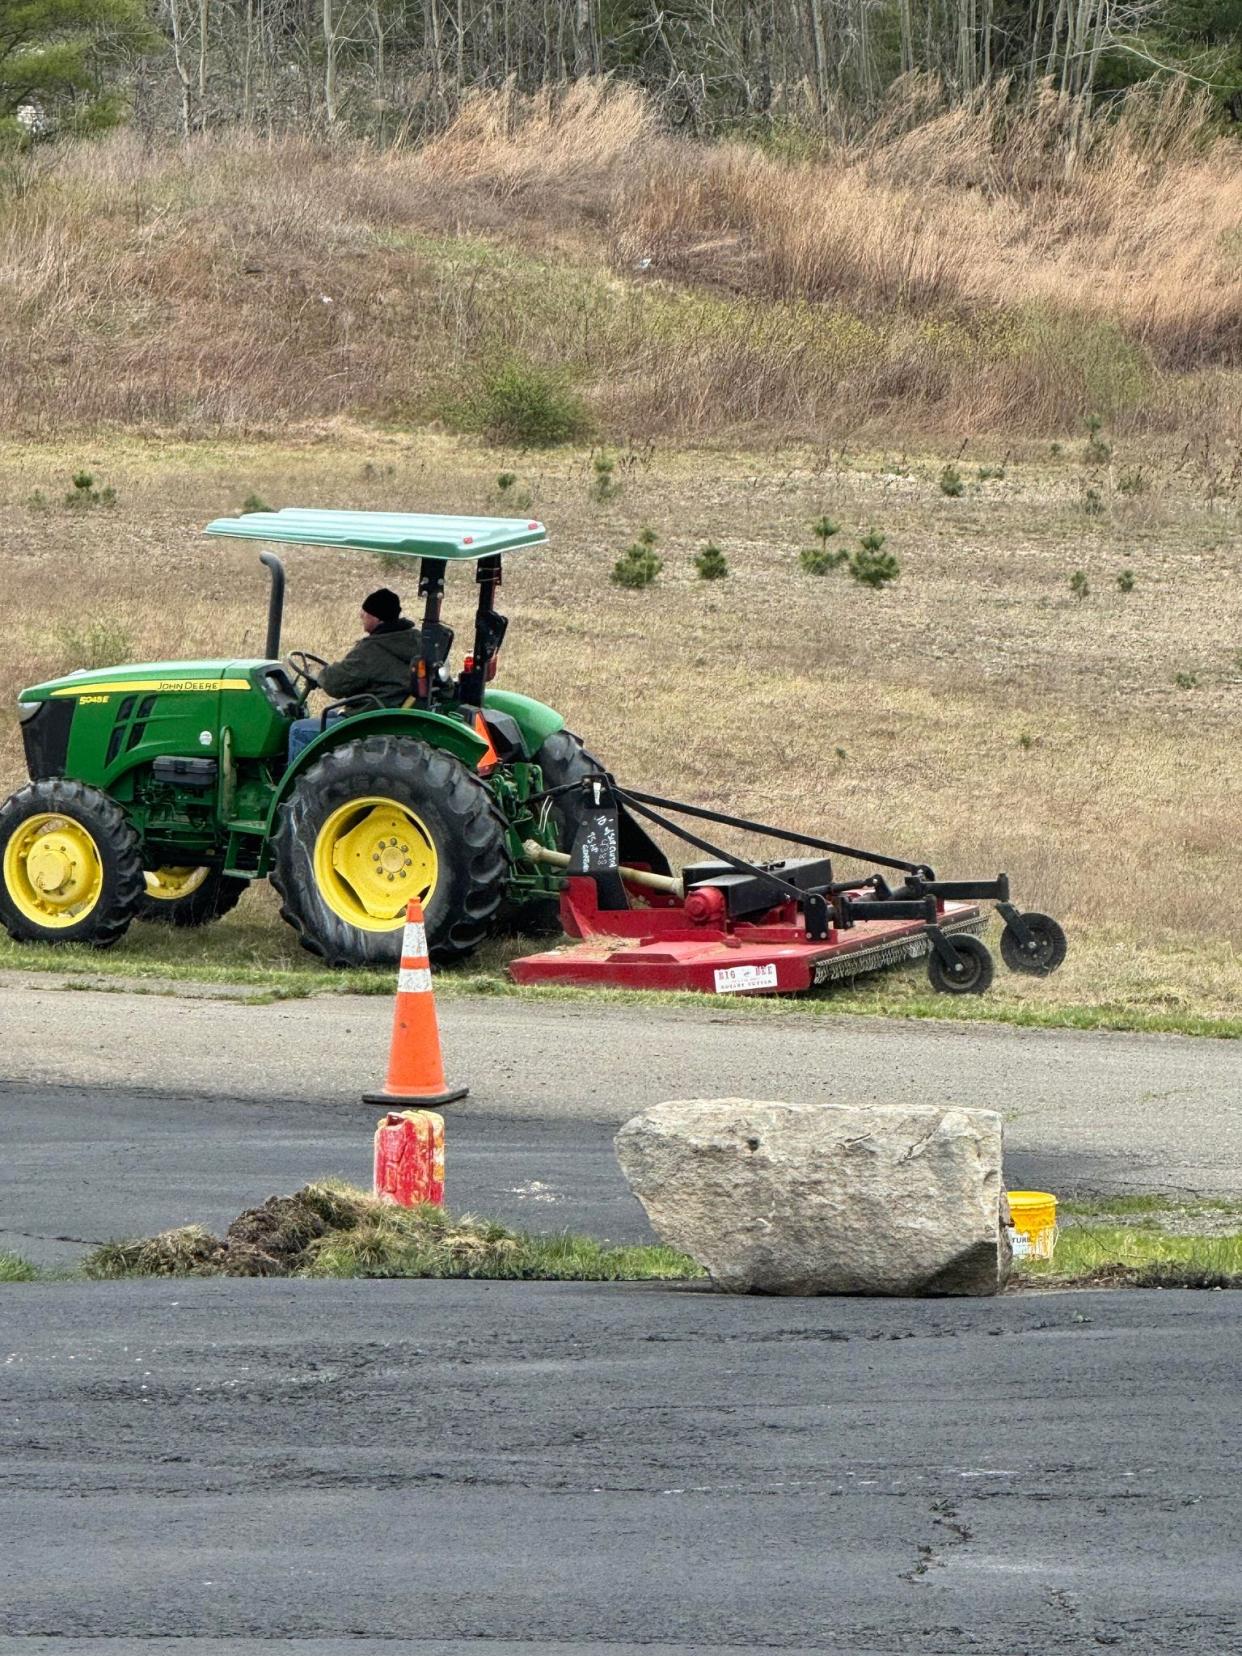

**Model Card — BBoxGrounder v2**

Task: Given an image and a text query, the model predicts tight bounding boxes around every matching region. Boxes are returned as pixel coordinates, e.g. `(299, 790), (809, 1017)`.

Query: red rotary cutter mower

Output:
(510, 774), (1066, 998)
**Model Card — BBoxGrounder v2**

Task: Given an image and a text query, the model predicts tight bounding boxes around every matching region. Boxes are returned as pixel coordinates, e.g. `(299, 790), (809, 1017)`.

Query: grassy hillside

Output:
(2, 82), (1241, 444)
(1, 85), (1239, 1022)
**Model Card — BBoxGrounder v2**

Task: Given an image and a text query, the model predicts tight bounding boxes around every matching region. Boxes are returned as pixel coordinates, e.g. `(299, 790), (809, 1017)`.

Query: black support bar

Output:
(845, 897), (938, 924)
(622, 788), (933, 878)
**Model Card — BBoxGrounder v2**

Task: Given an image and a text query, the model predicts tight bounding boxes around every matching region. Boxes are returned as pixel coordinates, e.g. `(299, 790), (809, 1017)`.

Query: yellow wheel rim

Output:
(144, 866), (210, 902)
(3, 812), (104, 929)
(312, 796), (438, 932)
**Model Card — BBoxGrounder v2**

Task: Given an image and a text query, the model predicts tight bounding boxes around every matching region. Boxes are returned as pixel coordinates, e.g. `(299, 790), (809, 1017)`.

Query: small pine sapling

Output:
(64, 471), (116, 509)
(1117, 569), (1135, 593)
(1084, 414), (1112, 464)
(850, 531), (899, 590)
(1070, 571), (1090, 601)
(800, 514), (847, 575)
(939, 464), (964, 497)
(591, 453), (619, 503)
(694, 543), (728, 580)
(612, 529), (662, 589)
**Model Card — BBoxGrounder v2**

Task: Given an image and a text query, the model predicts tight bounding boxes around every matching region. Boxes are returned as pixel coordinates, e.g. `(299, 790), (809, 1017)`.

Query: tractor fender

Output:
(481, 690), (565, 757)
(265, 708), (489, 835)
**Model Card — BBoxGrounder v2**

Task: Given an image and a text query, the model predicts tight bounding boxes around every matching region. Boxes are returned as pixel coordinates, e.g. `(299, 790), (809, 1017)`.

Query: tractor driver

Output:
(287, 588), (421, 763)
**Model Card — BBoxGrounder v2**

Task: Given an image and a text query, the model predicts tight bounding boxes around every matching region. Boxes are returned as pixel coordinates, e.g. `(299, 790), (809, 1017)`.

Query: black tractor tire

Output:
(496, 730), (604, 938)
(0, 778), (144, 949)
(926, 933), (995, 996)
(270, 734), (510, 969)
(999, 912), (1067, 976)
(136, 868), (250, 929)
(534, 729), (607, 847)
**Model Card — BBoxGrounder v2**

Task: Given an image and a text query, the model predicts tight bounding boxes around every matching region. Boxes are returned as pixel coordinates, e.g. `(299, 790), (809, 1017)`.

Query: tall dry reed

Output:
(1, 79), (1239, 440)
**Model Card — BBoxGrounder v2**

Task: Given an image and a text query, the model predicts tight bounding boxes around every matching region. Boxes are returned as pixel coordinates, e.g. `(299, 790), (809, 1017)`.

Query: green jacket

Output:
(318, 619), (422, 701)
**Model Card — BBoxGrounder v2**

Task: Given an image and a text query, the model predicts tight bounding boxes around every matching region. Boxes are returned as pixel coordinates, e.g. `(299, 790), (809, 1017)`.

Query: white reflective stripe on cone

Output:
(403, 920), (428, 959)
(397, 966), (433, 995)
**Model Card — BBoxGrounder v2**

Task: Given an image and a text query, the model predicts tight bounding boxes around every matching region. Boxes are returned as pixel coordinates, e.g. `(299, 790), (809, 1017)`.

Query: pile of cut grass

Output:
(82, 1181), (703, 1283)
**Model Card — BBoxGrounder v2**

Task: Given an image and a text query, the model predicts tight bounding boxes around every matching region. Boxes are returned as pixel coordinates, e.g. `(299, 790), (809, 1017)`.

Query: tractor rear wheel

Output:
(137, 866), (249, 928)
(0, 779), (144, 948)
(496, 730), (603, 938)
(271, 734), (509, 968)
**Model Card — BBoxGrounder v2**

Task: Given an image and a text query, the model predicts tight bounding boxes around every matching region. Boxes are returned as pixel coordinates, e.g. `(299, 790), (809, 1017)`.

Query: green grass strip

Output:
(1018, 1224), (1242, 1286)
(0, 1252), (40, 1282)
(8, 1215), (1242, 1290)
(3, 941), (1241, 1040)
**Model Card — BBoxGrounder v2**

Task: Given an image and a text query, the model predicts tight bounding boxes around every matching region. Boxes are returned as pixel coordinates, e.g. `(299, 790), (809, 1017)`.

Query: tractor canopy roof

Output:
(202, 507), (547, 559)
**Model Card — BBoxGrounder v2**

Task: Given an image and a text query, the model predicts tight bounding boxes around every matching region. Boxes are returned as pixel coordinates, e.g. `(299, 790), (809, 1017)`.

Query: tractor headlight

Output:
(16, 702), (39, 723)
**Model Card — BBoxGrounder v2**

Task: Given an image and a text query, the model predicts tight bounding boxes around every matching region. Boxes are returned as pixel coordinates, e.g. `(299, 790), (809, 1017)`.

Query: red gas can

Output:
(373, 1110), (445, 1207)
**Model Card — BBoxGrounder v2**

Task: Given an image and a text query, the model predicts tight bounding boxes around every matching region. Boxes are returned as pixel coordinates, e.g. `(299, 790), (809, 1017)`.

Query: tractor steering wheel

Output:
(285, 651), (328, 694)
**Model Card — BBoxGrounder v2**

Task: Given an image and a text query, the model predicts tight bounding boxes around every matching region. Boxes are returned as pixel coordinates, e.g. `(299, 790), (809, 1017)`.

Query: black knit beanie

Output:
(362, 588), (401, 623)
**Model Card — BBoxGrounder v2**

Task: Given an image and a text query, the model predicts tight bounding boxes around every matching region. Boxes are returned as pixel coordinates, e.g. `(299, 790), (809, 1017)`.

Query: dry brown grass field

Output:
(1, 427), (1239, 1023)
(2, 83), (1239, 1024)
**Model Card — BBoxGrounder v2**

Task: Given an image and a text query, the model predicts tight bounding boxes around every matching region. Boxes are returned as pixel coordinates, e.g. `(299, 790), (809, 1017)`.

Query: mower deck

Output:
(510, 877), (986, 996)
(508, 776), (1065, 1000)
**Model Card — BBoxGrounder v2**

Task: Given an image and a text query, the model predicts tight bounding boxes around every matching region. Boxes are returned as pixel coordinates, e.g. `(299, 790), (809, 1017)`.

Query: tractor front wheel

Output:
(137, 866), (250, 928)
(0, 779), (145, 948)
(271, 735), (509, 968)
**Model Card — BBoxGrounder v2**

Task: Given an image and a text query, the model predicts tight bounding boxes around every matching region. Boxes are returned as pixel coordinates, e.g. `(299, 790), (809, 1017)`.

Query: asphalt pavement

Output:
(2, 1280), (1240, 1653)
(0, 1077), (1167, 1269)
(3, 980), (1241, 1237)
(4, 978), (1241, 1653)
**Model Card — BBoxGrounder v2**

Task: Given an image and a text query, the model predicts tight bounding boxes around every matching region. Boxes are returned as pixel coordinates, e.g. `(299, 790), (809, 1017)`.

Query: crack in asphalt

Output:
(899, 1495), (973, 1585)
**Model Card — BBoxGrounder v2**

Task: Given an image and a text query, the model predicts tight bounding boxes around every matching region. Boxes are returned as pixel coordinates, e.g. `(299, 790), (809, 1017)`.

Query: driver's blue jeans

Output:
(288, 710), (343, 766)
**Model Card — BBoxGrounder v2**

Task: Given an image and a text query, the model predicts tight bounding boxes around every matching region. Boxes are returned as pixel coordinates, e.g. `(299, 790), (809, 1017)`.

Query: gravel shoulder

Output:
(3, 980), (1239, 1193)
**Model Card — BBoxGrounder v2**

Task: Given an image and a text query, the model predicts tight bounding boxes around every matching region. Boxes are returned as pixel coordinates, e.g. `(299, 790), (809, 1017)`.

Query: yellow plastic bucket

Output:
(1007, 1190), (1058, 1260)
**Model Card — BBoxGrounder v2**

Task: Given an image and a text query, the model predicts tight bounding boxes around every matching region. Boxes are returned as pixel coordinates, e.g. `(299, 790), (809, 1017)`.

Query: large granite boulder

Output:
(614, 1098), (1010, 1296)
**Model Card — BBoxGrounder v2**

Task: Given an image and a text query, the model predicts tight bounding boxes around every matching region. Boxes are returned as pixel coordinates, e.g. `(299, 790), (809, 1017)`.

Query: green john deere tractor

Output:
(0, 508), (667, 967)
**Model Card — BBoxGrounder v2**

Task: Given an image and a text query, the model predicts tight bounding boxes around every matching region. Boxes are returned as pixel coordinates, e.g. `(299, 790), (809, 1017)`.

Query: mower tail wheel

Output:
(271, 733), (510, 968)
(927, 933), (995, 996)
(0, 778), (144, 948)
(137, 866), (250, 928)
(1000, 912), (1067, 976)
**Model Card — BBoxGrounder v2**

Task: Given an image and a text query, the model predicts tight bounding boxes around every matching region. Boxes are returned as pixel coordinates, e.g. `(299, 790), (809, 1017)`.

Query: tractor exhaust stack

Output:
(260, 552), (286, 660)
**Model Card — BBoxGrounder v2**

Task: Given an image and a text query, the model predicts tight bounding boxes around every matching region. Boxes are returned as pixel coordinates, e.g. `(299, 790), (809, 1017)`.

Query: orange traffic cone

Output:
(363, 900), (467, 1108)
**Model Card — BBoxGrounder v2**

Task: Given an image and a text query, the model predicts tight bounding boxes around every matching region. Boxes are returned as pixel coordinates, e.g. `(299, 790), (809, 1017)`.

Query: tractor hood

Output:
(18, 660), (268, 704)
